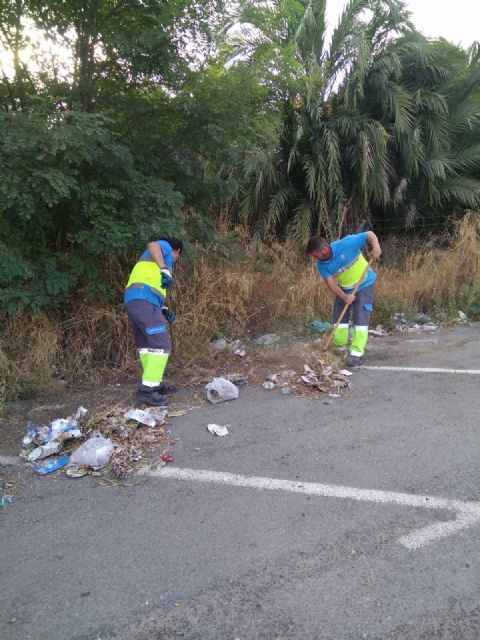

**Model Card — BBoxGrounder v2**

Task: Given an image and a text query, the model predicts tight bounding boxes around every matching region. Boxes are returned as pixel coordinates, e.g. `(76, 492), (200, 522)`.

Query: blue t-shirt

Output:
(317, 233), (376, 292)
(140, 240), (174, 270)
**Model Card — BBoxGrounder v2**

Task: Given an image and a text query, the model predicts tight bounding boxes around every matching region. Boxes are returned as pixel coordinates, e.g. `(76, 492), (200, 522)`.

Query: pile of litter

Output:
(259, 363), (353, 398)
(19, 404), (178, 480)
(391, 313), (439, 333)
(389, 310), (469, 333)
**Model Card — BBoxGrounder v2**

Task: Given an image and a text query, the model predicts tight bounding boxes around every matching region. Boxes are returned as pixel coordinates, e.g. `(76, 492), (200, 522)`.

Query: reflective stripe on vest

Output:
(126, 261), (167, 298)
(336, 253), (368, 290)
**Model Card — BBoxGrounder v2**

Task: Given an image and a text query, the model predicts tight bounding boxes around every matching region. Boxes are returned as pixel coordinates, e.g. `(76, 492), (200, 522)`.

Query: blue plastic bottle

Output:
(34, 455), (70, 475)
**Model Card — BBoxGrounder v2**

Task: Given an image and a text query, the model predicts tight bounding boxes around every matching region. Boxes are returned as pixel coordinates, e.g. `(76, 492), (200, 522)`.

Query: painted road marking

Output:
(360, 365), (480, 374)
(138, 466), (480, 550)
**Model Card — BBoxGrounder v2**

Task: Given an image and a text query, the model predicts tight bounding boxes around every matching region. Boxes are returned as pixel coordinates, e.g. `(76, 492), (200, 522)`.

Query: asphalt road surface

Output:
(2, 324), (480, 640)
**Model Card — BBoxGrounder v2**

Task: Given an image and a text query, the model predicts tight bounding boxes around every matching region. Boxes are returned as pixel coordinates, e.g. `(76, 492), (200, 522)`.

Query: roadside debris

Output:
(306, 320), (332, 334)
(20, 406), (87, 460)
(66, 466), (90, 478)
(458, 310), (470, 324)
(230, 339), (247, 357)
(34, 455), (70, 476)
(262, 381), (275, 390)
(167, 408), (189, 417)
(210, 338), (228, 350)
(124, 409), (156, 428)
(18, 400), (176, 480)
(207, 423), (229, 436)
(28, 441), (62, 461)
(225, 373), (248, 386)
(0, 495), (13, 508)
(412, 313), (431, 324)
(254, 333), (280, 346)
(205, 377), (239, 403)
(145, 408), (168, 423)
(300, 364), (320, 387)
(368, 324), (388, 336)
(392, 312), (440, 333)
(160, 454), (174, 463)
(68, 433), (114, 471)
(392, 312), (408, 331)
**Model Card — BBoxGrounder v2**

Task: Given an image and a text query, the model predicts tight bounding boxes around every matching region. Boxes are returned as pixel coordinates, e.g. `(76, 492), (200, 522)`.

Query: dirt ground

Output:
(0, 333), (345, 491)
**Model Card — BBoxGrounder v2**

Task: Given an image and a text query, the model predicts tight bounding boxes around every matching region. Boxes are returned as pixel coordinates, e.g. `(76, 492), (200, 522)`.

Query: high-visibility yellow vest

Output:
(126, 260), (167, 299)
(336, 253), (368, 290)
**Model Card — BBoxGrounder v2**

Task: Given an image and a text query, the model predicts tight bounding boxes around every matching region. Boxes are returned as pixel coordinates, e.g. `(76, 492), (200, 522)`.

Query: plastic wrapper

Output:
(205, 377), (239, 404)
(69, 433), (114, 470)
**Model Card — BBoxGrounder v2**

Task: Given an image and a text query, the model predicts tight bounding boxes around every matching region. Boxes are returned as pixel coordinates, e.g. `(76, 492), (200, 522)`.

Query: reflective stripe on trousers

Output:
(139, 348), (169, 387)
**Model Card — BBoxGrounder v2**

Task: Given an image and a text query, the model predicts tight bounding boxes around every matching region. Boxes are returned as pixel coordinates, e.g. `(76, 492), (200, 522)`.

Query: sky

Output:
(327, 0), (478, 49)
(1, 1), (477, 79)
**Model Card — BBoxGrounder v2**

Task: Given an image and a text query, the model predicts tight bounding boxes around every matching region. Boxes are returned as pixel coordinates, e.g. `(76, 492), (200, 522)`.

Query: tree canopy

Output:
(1, 0), (480, 311)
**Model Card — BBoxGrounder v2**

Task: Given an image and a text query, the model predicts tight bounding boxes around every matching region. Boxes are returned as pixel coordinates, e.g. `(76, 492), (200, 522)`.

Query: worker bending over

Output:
(124, 237), (183, 406)
(306, 231), (382, 367)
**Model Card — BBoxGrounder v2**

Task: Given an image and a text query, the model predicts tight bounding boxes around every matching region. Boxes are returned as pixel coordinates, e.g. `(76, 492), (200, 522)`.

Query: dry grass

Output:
(2, 213), (480, 408)
(375, 212), (480, 321)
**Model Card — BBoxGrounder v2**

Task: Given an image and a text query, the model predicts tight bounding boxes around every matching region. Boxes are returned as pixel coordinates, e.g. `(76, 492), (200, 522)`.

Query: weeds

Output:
(1, 214), (480, 407)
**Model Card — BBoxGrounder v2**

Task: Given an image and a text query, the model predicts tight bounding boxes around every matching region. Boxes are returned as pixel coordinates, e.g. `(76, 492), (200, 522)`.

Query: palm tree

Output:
(227, 0), (413, 242)
(362, 35), (480, 230)
(227, 0), (480, 242)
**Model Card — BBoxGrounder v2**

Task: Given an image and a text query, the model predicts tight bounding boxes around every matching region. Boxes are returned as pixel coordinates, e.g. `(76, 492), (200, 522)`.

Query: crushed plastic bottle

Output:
(28, 441), (62, 461)
(34, 455), (70, 475)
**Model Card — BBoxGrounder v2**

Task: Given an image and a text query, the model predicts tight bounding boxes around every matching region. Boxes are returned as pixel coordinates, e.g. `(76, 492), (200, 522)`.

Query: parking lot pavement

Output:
(2, 324), (480, 640)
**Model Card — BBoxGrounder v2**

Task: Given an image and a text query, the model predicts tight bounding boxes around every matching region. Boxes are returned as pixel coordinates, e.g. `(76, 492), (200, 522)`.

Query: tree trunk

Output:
(14, 0), (27, 109)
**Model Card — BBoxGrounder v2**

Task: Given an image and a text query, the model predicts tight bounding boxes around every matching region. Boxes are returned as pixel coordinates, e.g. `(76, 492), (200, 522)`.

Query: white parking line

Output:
(360, 365), (480, 374)
(138, 466), (480, 550)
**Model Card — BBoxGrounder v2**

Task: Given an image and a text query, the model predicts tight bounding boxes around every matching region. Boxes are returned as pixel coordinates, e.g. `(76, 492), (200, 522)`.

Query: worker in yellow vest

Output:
(124, 237), (183, 406)
(306, 232), (382, 367)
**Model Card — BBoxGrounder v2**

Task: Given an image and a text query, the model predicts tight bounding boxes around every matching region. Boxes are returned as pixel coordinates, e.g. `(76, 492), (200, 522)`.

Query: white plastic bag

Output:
(207, 423), (229, 436)
(124, 409), (156, 427)
(205, 377), (239, 404)
(69, 433), (114, 470)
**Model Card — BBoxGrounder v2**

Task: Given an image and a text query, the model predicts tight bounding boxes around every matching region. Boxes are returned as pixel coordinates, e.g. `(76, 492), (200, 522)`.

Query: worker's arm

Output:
(366, 231), (382, 259)
(324, 276), (356, 305)
(147, 241), (173, 287)
(147, 241), (167, 270)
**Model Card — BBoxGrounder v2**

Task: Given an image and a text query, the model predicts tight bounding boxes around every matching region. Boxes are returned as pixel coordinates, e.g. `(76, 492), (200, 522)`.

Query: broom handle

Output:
(165, 290), (176, 355)
(324, 256), (375, 351)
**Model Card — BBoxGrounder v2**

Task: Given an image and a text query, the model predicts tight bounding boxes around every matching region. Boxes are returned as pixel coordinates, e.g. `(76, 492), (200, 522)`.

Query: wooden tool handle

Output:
(324, 257), (375, 351)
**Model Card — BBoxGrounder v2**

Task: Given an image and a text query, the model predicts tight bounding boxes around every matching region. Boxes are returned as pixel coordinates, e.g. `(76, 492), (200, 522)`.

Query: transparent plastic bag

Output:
(69, 433), (114, 470)
(205, 377), (239, 404)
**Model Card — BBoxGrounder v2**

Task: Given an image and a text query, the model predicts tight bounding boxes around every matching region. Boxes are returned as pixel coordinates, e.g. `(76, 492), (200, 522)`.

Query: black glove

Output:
(160, 268), (173, 288)
(162, 306), (176, 324)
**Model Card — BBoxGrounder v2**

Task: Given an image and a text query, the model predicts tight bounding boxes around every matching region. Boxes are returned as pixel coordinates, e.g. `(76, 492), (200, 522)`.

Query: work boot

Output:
(135, 391), (169, 407)
(345, 353), (365, 368)
(155, 382), (178, 395)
